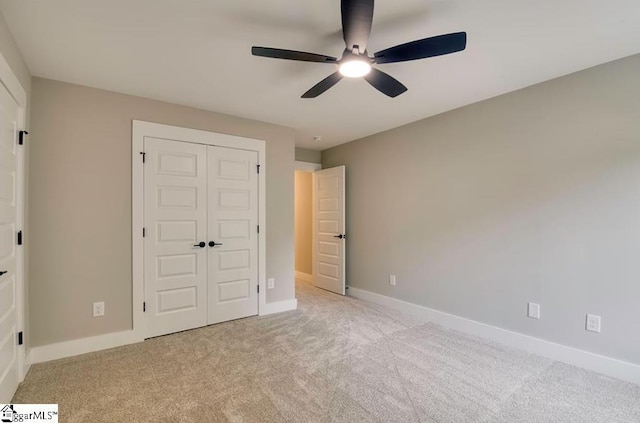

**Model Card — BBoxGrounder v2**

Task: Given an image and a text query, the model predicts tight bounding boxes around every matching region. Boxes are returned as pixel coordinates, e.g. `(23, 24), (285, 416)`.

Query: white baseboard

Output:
(295, 271), (313, 283)
(23, 349), (32, 377)
(30, 330), (143, 364)
(29, 299), (299, 364)
(260, 298), (298, 316)
(347, 286), (640, 386)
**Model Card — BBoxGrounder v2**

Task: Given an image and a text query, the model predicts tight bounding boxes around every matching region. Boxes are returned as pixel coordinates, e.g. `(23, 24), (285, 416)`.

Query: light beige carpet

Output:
(13, 280), (640, 422)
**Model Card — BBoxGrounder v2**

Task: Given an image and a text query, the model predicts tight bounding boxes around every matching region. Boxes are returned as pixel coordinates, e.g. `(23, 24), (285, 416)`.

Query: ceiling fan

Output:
(251, 0), (467, 98)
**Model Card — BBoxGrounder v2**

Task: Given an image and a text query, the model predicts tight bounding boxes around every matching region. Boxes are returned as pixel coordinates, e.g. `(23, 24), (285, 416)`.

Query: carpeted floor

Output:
(13, 280), (640, 422)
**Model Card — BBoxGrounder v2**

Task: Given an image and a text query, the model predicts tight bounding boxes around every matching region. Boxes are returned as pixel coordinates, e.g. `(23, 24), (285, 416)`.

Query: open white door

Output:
(0, 81), (21, 401)
(312, 166), (346, 295)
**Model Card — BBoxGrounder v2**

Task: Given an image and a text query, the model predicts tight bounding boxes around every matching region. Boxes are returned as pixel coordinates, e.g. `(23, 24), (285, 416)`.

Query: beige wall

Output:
(323, 54), (640, 364)
(29, 77), (296, 347)
(295, 148), (321, 164)
(294, 171), (313, 275)
(0, 13), (31, 352)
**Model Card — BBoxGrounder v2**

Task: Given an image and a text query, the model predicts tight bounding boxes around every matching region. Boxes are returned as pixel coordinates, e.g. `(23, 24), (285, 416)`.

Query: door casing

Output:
(132, 121), (266, 339)
(0, 49), (28, 401)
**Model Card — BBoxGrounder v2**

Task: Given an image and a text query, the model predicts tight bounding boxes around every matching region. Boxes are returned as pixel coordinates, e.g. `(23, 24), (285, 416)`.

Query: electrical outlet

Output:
(389, 275), (396, 286)
(267, 278), (275, 289)
(93, 301), (105, 317)
(527, 302), (540, 319)
(586, 314), (601, 333)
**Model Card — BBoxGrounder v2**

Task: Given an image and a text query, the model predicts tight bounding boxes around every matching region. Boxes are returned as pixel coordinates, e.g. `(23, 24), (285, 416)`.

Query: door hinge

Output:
(17, 230), (23, 246)
(18, 130), (28, 145)
(257, 225), (260, 234)
(142, 227), (146, 238)
(17, 331), (23, 345)
(140, 152), (146, 163)
(143, 302), (146, 312)
(257, 285), (259, 293)
(257, 164), (260, 174)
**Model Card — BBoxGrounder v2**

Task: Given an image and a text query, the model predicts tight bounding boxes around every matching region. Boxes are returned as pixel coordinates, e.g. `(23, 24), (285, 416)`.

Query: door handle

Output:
(0, 270), (7, 276)
(209, 241), (223, 247)
(333, 234), (346, 239)
(193, 242), (206, 248)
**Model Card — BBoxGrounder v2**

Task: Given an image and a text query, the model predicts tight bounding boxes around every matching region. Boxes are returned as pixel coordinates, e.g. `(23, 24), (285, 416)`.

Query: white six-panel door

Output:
(208, 147), (258, 324)
(144, 138), (209, 338)
(313, 166), (346, 295)
(0, 82), (20, 401)
(143, 138), (259, 337)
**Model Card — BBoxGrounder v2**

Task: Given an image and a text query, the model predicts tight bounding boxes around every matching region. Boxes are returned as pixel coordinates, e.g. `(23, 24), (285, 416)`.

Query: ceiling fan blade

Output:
(374, 32), (467, 64)
(302, 72), (344, 98)
(341, 0), (374, 53)
(252, 47), (337, 63)
(363, 68), (407, 97)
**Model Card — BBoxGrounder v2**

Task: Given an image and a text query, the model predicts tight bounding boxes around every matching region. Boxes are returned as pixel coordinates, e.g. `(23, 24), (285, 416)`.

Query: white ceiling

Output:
(1, 0), (639, 150)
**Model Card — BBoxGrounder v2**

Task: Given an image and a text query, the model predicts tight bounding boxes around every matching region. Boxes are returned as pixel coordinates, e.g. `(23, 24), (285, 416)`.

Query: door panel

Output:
(156, 287), (197, 314)
(0, 82), (19, 402)
(144, 137), (208, 338)
(313, 166), (346, 295)
(208, 147), (258, 324)
(157, 186), (197, 208)
(156, 221), (197, 243)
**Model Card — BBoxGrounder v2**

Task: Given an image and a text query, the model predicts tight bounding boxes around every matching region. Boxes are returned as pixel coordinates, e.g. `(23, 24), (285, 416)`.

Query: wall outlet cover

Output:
(93, 301), (105, 317)
(267, 278), (275, 289)
(586, 314), (601, 333)
(528, 302), (540, 319)
(389, 275), (396, 286)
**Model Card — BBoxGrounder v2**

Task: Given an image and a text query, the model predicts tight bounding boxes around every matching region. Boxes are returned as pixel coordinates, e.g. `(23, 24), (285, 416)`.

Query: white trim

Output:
(132, 120), (267, 338)
(257, 137), (267, 317)
(28, 295), (296, 363)
(348, 286), (640, 386)
(30, 331), (141, 364)
(295, 271), (313, 283)
(260, 299), (298, 316)
(294, 161), (319, 293)
(131, 123), (144, 341)
(0, 51), (27, 387)
(295, 161), (321, 172)
(23, 350), (32, 377)
(0, 52), (26, 107)
(15, 104), (26, 382)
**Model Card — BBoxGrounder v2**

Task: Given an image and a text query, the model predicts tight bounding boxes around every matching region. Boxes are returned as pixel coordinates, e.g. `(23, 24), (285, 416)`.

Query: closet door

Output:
(144, 138), (208, 338)
(207, 146), (259, 324)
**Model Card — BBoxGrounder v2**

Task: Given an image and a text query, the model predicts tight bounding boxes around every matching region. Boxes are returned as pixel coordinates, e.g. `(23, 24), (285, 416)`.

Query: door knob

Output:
(209, 241), (223, 247)
(0, 270), (7, 276)
(333, 234), (346, 239)
(193, 242), (206, 248)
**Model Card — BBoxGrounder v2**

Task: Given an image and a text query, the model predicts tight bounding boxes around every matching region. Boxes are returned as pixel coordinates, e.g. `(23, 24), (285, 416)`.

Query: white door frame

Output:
(295, 161), (321, 172)
(132, 120), (266, 339)
(0, 51), (28, 380)
(294, 161), (321, 283)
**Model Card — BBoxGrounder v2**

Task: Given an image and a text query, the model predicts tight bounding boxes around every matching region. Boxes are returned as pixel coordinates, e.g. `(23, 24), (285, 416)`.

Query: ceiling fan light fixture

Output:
(338, 59), (372, 78)
(251, 0), (467, 97)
